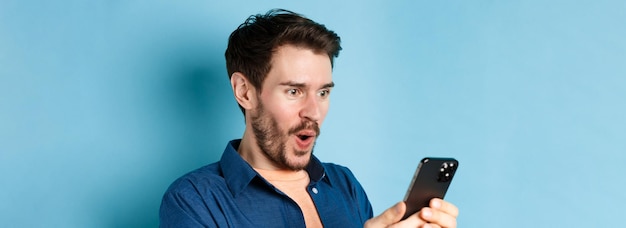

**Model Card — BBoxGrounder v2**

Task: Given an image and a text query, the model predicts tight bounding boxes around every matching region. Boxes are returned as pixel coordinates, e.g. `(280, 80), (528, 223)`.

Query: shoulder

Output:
(163, 162), (226, 200)
(159, 162), (230, 227)
(321, 162), (357, 179)
(320, 162), (364, 189)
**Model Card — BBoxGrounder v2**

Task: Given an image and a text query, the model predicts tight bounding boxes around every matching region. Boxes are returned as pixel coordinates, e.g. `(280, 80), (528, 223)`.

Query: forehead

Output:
(264, 45), (333, 86)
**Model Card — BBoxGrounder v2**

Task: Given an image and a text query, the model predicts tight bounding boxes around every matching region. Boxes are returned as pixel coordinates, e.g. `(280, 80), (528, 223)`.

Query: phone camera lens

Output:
(437, 162), (456, 182)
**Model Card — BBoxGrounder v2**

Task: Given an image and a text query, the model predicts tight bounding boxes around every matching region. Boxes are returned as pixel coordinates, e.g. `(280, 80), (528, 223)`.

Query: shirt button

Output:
(312, 187), (318, 194)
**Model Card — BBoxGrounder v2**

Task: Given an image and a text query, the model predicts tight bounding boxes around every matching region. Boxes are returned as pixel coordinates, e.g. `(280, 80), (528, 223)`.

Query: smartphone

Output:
(402, 157), (459, 220)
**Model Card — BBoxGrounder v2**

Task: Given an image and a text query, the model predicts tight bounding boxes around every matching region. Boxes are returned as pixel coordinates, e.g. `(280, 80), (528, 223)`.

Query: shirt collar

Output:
(220, 139), (331, 197)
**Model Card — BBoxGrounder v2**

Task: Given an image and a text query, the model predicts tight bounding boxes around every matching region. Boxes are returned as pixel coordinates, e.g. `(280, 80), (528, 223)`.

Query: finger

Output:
(364, 202), (405, 227)
(422, 224), (441, 228)
(420, 207), (457, 228)
(387, 209), (426, 228)
(430, 198), (459, 218)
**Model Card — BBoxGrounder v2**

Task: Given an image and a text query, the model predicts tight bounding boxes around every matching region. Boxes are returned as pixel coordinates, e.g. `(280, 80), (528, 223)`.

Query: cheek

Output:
(317, 102), (330, 126)
(260, 96), (299, 125)
(272, 105), (299, 124)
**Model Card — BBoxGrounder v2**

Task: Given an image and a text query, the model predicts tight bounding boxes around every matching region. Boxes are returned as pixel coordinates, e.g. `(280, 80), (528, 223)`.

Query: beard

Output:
(250, 100), (320, 170)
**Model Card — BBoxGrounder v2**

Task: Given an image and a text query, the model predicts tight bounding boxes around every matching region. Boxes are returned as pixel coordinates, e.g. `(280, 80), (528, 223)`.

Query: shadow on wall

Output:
(94, 37), (239, 227)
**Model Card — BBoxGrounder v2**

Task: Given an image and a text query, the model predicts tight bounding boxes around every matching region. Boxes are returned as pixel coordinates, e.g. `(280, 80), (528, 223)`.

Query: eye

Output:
(318, 89), (330, 98)
(286, 88), (302, 97)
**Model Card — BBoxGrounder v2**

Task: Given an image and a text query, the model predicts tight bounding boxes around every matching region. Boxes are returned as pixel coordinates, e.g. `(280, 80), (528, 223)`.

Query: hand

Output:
(364, 198), (458, 228)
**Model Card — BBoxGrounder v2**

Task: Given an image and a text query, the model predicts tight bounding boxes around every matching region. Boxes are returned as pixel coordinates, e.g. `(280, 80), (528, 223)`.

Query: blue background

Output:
(1, 0), (625, 227)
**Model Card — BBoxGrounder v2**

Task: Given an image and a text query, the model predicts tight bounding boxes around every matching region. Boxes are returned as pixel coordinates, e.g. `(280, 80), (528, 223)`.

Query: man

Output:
(160, 9), (458, 228)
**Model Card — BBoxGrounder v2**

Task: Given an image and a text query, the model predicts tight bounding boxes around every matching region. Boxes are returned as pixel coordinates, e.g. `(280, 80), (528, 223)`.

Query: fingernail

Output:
(432, 199), (441, 209)
(423, 224), (431, 228)
(422, 208), (432, 218)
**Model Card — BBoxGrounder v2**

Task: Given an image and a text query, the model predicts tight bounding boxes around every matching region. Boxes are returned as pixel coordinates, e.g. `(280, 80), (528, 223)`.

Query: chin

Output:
(286, 153), (312, 170)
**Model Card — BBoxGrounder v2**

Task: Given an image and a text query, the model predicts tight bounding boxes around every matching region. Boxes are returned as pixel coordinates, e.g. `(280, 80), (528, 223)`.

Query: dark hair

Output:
(225, 9), (342, 115)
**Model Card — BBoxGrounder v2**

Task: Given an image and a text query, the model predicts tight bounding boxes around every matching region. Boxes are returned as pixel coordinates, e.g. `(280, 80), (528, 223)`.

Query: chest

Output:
(268, 178), (322, 228)
(212, 180), (364, 228)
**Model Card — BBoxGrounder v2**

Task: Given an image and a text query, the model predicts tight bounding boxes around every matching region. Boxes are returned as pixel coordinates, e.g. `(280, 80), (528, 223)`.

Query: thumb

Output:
(364, 202), (406, 228)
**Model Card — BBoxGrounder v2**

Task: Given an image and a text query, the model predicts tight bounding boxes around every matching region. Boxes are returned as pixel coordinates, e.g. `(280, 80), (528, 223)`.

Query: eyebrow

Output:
(279, 81), (335, 90)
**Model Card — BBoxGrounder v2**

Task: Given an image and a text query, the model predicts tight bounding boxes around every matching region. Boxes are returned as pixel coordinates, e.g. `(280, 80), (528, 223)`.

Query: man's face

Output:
(250, 45), (334, 171)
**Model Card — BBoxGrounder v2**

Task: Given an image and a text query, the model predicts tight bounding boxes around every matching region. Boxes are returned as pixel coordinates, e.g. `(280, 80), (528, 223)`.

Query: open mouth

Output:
(297, 135), (312, 141)
(294, 130), (316, 149)
(295, 133), (314, 150)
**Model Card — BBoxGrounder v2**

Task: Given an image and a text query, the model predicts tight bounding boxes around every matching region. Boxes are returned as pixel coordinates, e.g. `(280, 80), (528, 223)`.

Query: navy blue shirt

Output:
(159, 140), (373, 227)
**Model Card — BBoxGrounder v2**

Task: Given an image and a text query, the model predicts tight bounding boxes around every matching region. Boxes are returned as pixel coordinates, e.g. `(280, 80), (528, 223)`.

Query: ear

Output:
(230, 72), (257, 111)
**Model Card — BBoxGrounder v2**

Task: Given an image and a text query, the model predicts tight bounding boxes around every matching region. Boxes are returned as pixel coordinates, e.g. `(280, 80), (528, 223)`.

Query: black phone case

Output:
(402, 157), (459, 220)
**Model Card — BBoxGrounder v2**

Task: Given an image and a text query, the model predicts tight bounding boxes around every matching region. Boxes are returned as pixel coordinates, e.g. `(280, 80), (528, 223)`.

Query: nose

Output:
(299, 94), (321, 122)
